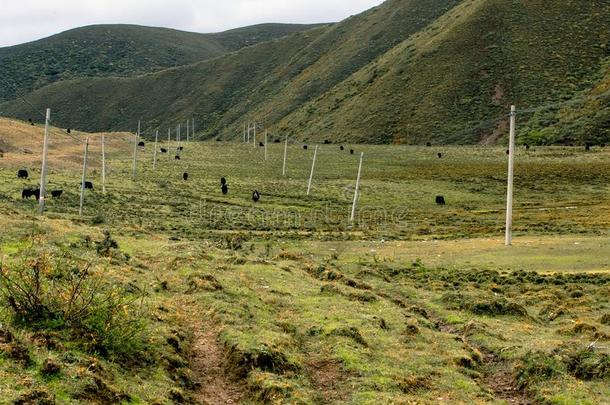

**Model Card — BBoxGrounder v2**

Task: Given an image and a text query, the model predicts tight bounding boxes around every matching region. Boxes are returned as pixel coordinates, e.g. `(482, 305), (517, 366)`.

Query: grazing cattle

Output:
(274, 139), (281, 144)
(259, 142), (265, 147)
(177, 146), (184, 151)
(303, 145), (308, 150)
(22, 189), (33, 199)
(160, 148), (168, 153)
(183, 173), (188, 181)
(601, 144), (606, 148)
(221, 184), (228, 195)
(506, 150), (510, 155)
(28, 118), (34, 126)
(51, 190), (63, 198)
(17, 169), (28, 179)
(252, 190), (261, 203)
(220, 177), (227, 186)
(524, 143), (530, 150)
(22, 188), (40, 200)
(436, 196), (446, 205)
(175, 155), (181, 160)
(437, 153), (443, 159)
(138, 141), (145, 147)
(67, 128), (71, 134)
(324, 140), (331, 144)
(82, 181), (94, 190)
(350, 149), (355, 155)
(585, 144), (591, 151)
(426, 142), (432, 147)
(340, 146), (344, 151)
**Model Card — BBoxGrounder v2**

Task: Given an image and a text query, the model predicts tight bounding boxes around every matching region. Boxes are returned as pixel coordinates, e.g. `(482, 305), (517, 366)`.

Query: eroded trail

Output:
(190, 324), (246, 405)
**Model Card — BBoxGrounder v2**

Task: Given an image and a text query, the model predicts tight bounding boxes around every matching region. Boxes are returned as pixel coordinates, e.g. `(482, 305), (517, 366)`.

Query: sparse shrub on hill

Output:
(0, 248), (149, 361)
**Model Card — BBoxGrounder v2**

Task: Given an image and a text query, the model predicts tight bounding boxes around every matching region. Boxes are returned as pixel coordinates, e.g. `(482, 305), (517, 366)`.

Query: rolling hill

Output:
(0, 23), (324, 103)
(1, 0), (608, 145)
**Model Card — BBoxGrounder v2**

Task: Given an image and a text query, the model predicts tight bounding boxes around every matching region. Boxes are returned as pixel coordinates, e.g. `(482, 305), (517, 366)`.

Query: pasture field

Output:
(0, 118), (609, 404)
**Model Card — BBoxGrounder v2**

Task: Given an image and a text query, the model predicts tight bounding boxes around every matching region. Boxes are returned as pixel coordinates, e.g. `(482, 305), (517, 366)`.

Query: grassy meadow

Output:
(0, 118), (609, 404)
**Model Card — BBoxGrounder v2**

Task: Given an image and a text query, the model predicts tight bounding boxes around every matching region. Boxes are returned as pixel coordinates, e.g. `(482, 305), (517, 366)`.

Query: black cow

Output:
(303, 145), (308, 150)
(51, 190), (63, 198)
(350, 149), (355, 155)
(221, 184), (228, 195)
(259, 142), (265, 147)
(138, 141), (145, 147)
(324, 140), (331, 144)
(524, 144), (530, 150)
(160, 148), (168, 153)
(22, 188), (40, 200)
(67, 128), (71, 134)
(22, 189), (33, 199)
(82, 181), (94, 190)
(252, 190), (261, 203)
(17, 169), (28, 179)
(340, 146), (344, 151)
(426, 142), (432, 147)
(506, 150), (510, 155)
(183, 173), (188, 181)
(600, 144), (606, 148)
(175, 155), (181, 160)
(220, 177), (227, 186)
(177, 146), (184, 151)
(585, 144), (591, 151)
(28, 118), (34, 126)
(437, 153), (443, 159)
(274, 139), (281, 144)
(436, 196), (446, 205)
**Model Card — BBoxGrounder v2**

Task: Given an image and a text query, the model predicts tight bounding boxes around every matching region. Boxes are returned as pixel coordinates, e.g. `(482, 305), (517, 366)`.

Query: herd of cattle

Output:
(16, 168), (265, 203)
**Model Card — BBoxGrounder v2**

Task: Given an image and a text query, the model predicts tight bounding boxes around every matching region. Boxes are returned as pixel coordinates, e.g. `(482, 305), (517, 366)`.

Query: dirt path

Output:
(175, 298), (246, 405)
(189, 323), (246, 405)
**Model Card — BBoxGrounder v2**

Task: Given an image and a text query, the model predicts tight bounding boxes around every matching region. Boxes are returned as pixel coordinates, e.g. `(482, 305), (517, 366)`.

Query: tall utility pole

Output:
(247, 121), (250, 143)
(132, 120), (140, 180)
(505, 105), (517, 246)
(307, 145), (318, 196)
(79, 137), (90, 216)
(350, 152), (364, 222)
(101, 134), (107, 194)
(192, 118), (195, 140)
(167, 128), (171, 160)
(264, 130), (268, 161)
(186, 120), (190, 142)
(282, 135), (288, 176)
(153, 130), (159, 169)
(38, 108), (51, 215)
(243, 122), (246, 143)
(253, 122), (257, 147)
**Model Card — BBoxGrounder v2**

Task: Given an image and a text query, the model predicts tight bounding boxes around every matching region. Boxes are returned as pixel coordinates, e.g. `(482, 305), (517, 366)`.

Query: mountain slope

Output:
(274, 0), (610, 144)
(0, 23), (323, 103)
(1, 0), (608, 145)
(0, 0), (460, 134)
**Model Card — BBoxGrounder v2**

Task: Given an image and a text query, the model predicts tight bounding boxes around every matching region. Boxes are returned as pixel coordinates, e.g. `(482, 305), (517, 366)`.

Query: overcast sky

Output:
(0, 0), (385, 47)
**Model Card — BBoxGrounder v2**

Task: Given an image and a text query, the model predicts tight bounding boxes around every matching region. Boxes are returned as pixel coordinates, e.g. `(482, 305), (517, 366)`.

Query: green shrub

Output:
(515, 351), (564, 389)
(0, 250), (148, 361)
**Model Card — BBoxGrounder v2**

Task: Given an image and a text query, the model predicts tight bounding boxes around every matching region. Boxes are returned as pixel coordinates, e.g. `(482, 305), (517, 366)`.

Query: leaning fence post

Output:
(79, 137), (90, 216)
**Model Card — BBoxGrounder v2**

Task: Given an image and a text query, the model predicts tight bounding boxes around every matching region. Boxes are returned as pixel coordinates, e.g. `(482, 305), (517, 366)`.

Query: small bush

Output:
(564, 348), (610, 380)
(0, 250), (148, 361)
(515, 351), (563, 389)
(96, 230), (119, 257)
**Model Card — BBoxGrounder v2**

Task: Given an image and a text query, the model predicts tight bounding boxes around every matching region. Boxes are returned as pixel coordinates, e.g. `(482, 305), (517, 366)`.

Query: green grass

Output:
(0, 131), (609, 403)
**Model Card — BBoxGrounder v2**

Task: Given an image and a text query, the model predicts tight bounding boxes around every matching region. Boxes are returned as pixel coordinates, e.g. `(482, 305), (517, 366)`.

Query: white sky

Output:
(0, 0), (385, 47)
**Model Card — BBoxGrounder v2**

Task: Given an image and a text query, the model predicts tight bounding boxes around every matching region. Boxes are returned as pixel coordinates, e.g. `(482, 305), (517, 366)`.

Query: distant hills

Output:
(0, 23), (324, 102)
(1, 0), (608, 145)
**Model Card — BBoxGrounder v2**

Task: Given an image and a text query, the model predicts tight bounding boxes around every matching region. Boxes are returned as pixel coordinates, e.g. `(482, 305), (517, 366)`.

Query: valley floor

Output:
(0, 118), (608, 403)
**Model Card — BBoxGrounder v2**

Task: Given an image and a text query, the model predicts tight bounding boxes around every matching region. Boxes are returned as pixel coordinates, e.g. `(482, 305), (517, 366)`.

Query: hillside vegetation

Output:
(0, 117), (608, 403)
(1, 0), (609, 145)
(0, 23), (323, 102)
